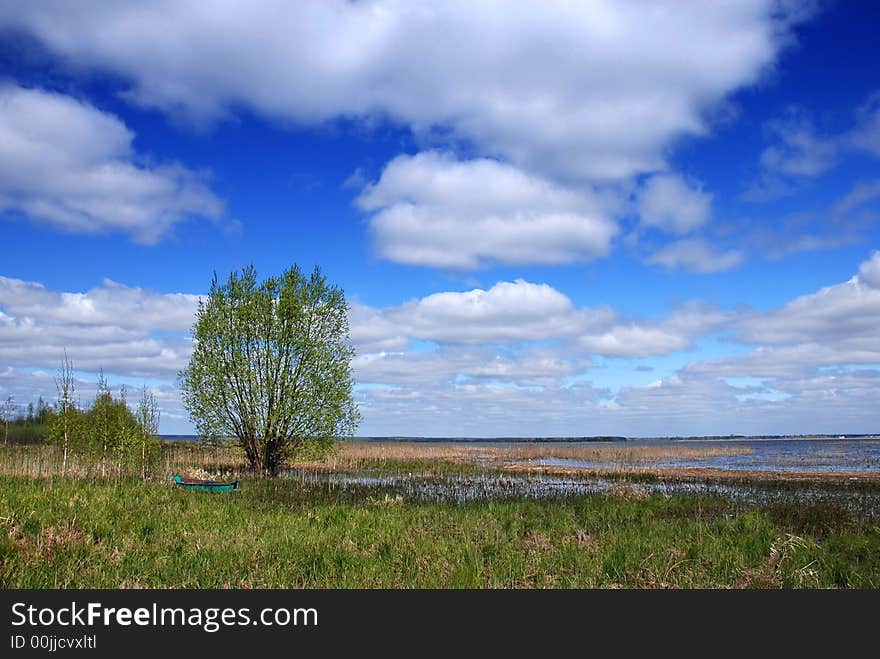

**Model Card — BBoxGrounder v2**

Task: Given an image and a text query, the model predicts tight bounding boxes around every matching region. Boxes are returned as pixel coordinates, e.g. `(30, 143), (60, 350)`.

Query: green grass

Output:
(2, 475), (878, 588)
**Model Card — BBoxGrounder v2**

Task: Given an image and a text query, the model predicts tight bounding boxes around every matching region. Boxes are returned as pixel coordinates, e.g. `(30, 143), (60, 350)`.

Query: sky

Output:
(0, 0), (879, 437)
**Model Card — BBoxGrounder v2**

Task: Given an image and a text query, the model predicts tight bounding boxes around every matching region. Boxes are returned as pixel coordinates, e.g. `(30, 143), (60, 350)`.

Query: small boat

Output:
(173, 475), (239, 492)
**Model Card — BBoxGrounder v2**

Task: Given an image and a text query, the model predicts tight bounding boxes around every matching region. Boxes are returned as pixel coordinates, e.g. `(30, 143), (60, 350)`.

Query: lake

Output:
(530, 438), (880, 474)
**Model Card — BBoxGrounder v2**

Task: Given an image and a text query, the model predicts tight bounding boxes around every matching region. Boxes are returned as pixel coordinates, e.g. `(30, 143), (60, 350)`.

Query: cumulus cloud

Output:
(0, 276), (198, 378)
(858, 250), (880, 289)
(355, 361), (880, 437)
(0, 1), (813, 182)
(0, 274), (726, 398)
(0, 276), (199, 332)
(349, 279), (722, 358)
(736, 254), (880, 347)
(381, 279), (596, 343)
(348, 303), (410, 353)
(358, 152), (616, 268)
(578, 302), (728, 358)
(638, 174), (712, 235)
(646, 238), (743, 273)
(0, 85), (224, 242)
(6, 259), (880, 435)
(353, 346), (592, 390)
(664, 251), (880, 433)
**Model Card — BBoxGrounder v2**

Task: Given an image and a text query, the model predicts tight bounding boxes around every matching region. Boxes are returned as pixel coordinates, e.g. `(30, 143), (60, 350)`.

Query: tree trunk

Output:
(62, 429), (68, 476)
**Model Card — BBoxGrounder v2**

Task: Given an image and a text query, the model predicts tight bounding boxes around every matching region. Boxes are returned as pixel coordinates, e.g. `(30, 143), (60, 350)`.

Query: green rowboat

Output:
(173, 475), (239, 492)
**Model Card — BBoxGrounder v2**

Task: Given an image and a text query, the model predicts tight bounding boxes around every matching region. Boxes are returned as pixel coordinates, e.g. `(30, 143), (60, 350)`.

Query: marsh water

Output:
(282, 436), (880, 514)
(530, 438), (880, 473)
(284, 467), (880, 515)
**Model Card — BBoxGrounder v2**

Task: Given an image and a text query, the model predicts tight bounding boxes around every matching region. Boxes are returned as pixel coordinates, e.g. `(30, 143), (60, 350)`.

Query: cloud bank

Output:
(0, 1), (810, 183)
(3, 253), (880, 434)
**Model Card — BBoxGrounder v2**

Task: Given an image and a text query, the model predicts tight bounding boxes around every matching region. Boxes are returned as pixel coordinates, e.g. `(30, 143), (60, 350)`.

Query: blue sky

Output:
(1, 1), (879, 436)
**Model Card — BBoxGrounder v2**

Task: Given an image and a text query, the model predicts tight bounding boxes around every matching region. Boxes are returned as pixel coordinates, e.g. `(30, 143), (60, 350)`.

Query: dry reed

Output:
(302, 440), (753, 470)
(0, 439), (754, 481)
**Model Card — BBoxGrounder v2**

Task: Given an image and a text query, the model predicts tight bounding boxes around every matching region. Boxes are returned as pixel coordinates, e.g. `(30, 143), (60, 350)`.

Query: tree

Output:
(48, 352), (82, 474)
(180, 264), (359, 476)
(111, 385), (141, 473)
(1, 396), (14, 445)
(37, 396), (50, 424)
(91, 370), (114, 477)
(135, 386), (161, 480)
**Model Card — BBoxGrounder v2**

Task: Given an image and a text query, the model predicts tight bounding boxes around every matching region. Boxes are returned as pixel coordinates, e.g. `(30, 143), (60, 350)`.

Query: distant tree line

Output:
(2, 353), (162, 479)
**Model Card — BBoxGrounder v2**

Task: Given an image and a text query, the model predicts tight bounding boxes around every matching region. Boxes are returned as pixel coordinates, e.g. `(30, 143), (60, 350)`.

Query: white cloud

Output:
(355, 360), (880, 437)
(729, 181), (879, 261)
(745, 91), (880, 200)
(638, 174), (712, 235)
(736, 256), (880, 347)
(646, 238), (743, 273)
(0, 1), (812, 182)
(0, 276), (200, 332)
(382, 279), (595, 343)
(758, 113), (839, 178)
(858, 250), (880, 289)
(348, 303), (410, 353)
(6, 258), (880, 436)
(833, 180), (880, 225)
(353, 346), (592, 389)
(359, 152), (617, 268)
(0, 276), (198, 378)
(578, 302), (728, 358)
(0, 85), (224, 242)
(678, 262), (880, 393)
(850, 91), (880, 158)
(350, 279), (722, 358)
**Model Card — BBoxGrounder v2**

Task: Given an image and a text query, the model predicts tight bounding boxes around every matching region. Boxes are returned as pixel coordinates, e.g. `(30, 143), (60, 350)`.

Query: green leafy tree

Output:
(1, 396), (14, 446)
(37, 396), (50, 424)
(48, 352), (83, 474)
(111, 385), (141, 473)
(90, 371), (115, 477)
(87, 377), (148, 478)
(180, 264), (360, 476)
(135, 386), (162, 480)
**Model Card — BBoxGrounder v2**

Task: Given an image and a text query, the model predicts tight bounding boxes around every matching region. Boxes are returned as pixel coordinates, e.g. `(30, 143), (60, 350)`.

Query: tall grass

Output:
(294, 440), (754, 471)
(1, 475), (877, 588)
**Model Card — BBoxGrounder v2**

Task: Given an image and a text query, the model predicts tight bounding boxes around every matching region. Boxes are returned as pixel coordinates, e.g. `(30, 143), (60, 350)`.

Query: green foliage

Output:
(43, 354), (162, 478)
(134, 386), (162, 480)
(180, 264), (360, 476)
(5, 418), (52, 445)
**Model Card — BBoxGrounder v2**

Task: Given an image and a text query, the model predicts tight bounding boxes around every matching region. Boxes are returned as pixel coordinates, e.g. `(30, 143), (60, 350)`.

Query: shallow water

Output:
(283, 468), (880, 515)
(532, 438), (880, 473)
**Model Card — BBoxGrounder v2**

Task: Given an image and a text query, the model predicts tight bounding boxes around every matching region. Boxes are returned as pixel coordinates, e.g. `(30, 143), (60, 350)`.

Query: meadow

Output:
(1, 440), (879, 589)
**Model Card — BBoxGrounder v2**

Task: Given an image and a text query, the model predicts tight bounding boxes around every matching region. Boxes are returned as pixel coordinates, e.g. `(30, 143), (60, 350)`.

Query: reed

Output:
(295, 440), (754, 471)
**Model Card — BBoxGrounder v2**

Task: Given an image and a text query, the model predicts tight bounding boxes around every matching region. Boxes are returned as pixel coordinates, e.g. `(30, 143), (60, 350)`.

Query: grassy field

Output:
(2, 472), (879, 588)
